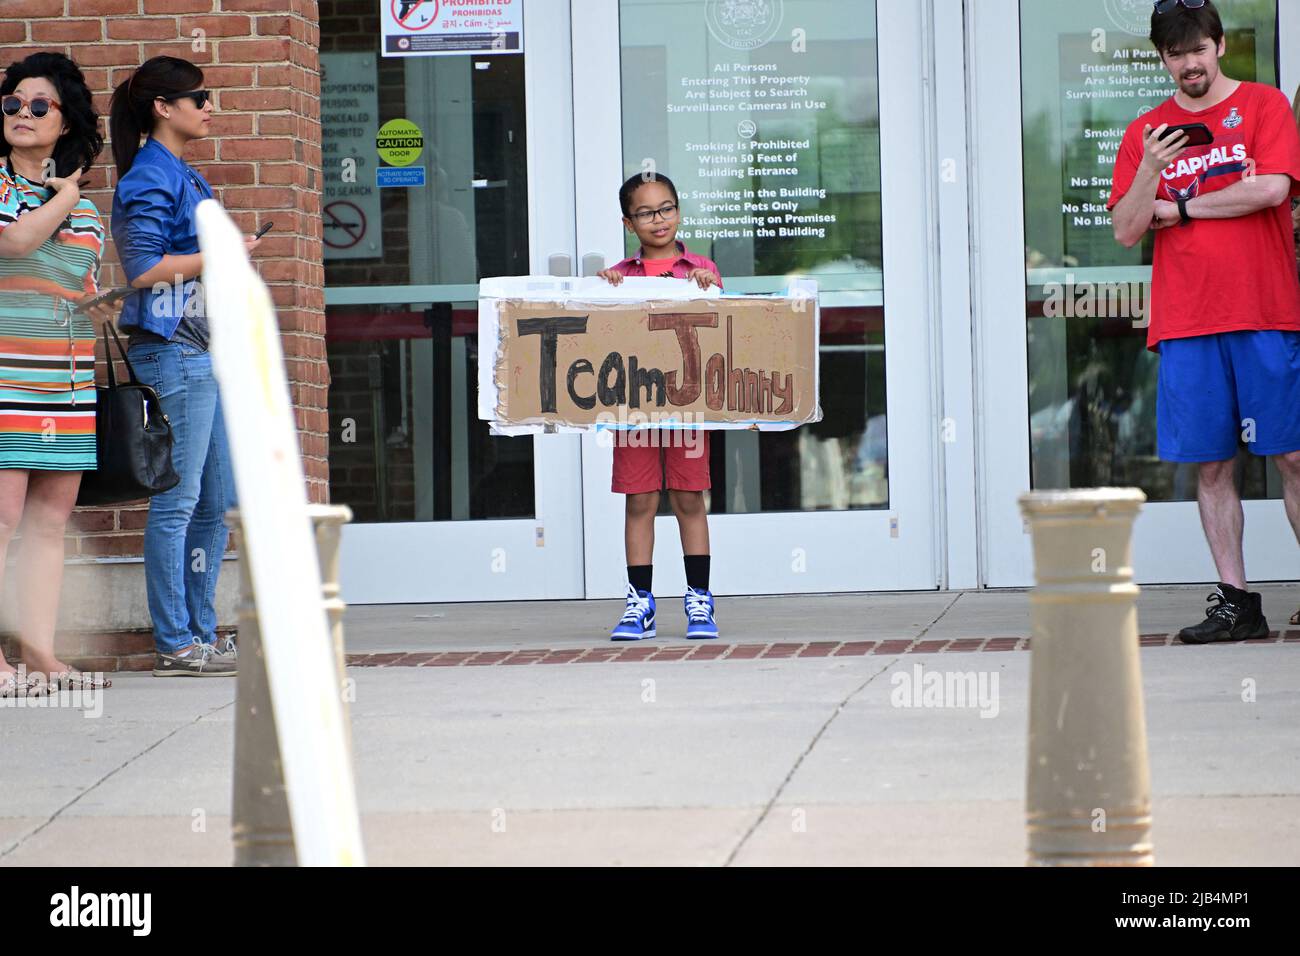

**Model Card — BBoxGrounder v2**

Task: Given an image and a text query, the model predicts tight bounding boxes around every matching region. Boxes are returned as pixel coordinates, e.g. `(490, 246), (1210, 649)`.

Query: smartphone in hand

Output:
(73, 287), (135, 314)
(1157, 122), (1214, 147)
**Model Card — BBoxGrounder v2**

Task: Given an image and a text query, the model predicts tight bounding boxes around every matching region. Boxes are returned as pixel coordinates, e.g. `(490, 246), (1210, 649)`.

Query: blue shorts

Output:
(1157, 330), (1300, 462)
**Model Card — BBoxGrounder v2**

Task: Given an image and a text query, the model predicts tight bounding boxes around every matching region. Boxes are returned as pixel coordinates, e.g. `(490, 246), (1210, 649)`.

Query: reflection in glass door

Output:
(974, 0), (1300, 586)
(572, 0), (942, 597)
(322, 4), (585, 603)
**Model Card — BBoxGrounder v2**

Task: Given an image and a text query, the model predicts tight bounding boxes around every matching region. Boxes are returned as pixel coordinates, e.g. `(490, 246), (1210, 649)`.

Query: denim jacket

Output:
(111, 138), (214, 339)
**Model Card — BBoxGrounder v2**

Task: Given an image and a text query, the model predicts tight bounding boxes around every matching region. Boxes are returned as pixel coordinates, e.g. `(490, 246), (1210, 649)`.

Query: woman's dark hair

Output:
(619, 172), (678, 217)
(0, 52), (103, 179)
(1151, 1), (1225, 56)
(109, 56), (204, 177)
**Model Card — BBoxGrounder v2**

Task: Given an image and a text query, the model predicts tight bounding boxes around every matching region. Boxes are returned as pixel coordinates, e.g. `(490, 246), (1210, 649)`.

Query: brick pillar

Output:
(3, 0), (327, 540)
(0, 1), (326, 656)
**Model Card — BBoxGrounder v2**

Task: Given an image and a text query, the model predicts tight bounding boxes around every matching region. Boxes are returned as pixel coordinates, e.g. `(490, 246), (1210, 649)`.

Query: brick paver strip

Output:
(760, 644), (804, 659)
(501, 652), (548, 665)
(464, 652), (512, 665)
(335, 633), (1300, 667)
(797, 643), (837, 657)
(909, 640), (949, 654)
(538, 650), (584, 664)
(395, 652), (439, 666)
(577, 649), (623, 663)
(833, 642), (877, 656)
(687, 644), (729, 659)
(426, 652), (476, 667)
(872, 641), (913, 655)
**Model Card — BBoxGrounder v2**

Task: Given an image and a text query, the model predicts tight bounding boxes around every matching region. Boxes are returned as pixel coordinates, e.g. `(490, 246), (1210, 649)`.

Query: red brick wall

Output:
(1, 0), (327, 561)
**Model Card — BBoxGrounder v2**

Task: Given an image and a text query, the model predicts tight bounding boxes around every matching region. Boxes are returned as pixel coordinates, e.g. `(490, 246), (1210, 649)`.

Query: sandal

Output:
(50, 670), (111, 691)
(0, 670), (20, 698)
(23, 674), (52, 697)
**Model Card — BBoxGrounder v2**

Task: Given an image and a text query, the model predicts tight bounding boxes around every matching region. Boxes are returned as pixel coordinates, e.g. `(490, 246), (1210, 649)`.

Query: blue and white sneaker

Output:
(611, 584), (656, 641)
(684, 587), (719, 639)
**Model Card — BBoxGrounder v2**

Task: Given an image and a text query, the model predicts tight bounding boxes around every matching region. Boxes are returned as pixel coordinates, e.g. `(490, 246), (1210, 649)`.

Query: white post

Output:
(199, 200), (365, 867)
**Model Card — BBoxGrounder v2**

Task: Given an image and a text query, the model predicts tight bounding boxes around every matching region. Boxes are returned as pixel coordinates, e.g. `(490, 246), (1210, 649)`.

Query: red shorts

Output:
(611, 432), (711, 494)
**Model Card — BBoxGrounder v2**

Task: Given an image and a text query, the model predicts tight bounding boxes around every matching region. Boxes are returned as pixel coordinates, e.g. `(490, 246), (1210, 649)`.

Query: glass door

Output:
(323, 2), (585, 603)
(974, 0), (1300, 586)
(571, 0), (942, 597)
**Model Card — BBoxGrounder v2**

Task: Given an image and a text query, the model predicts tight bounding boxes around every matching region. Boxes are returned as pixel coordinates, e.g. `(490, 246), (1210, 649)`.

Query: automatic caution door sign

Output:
(381, 0), (524, 57)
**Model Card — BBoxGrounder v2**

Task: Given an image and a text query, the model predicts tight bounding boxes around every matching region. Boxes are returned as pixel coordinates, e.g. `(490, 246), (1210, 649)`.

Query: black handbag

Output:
(76, 323), (180, 506)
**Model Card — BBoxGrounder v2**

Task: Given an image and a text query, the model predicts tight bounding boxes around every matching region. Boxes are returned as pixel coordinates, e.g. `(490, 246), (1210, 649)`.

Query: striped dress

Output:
(0, 165), (103, 470)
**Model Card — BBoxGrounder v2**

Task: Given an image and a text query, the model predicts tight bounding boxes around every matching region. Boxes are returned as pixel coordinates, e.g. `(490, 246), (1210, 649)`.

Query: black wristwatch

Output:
(1177, 196), (1192, 226)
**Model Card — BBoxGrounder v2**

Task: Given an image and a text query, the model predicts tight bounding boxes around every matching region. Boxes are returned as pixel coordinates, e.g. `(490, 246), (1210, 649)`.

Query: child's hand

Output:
(597, 268), (625, 286)
(688, 268), (720, 291)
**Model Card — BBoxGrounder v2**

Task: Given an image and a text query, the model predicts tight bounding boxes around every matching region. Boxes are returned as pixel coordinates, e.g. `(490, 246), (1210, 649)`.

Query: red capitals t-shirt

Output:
(1108, 81), (1300, 349)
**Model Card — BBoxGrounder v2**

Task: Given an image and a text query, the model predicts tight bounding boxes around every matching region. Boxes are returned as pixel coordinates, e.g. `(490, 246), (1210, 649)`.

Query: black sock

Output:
(628, 565), (653, 594)
(684, 554), (710, 592)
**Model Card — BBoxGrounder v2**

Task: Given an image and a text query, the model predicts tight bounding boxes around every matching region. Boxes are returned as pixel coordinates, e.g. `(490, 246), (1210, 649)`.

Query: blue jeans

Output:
(128, 342), (237, 653)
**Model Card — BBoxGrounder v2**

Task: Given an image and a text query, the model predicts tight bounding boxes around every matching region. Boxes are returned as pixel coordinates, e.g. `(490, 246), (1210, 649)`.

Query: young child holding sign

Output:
(597, 173), (721, 641)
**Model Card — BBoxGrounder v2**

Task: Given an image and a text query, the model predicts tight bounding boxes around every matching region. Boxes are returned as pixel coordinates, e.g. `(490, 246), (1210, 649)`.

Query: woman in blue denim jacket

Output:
(109, 56), (262, 677)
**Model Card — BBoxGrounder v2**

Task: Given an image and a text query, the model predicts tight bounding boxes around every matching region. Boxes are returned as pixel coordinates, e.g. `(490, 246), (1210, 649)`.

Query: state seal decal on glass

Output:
(1104, 0), (1152, 37)
(705, 0), (785, 51)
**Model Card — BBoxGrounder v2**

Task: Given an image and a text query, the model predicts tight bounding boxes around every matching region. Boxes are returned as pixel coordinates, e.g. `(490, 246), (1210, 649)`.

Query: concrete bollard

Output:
(228, 504), (355, 867)
(1018, 488), (1152, 867)
(309, 505), (355, 757)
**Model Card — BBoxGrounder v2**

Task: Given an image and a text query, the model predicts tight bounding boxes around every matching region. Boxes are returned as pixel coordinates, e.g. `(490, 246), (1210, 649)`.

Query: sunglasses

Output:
(1, 95), (62, 119)
(158, 89), (211, 109)
(1154, 0), (1208, 12)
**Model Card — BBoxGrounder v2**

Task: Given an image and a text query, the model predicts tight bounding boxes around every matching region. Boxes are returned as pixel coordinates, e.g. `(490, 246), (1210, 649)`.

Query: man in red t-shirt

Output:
(1108, 1), (1300, 643)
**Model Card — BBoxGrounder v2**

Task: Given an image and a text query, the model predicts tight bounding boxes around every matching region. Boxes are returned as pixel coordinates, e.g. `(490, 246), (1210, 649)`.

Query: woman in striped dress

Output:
(0, 53), (116, 696)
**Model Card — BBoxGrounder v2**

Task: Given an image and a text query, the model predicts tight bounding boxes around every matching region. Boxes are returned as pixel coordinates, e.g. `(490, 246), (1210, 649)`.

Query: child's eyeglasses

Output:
(1, 95), (62, 119)
(158, 89), (211, 109)
(629, 203), (679, 224)
(1154, 0), (1208, 13)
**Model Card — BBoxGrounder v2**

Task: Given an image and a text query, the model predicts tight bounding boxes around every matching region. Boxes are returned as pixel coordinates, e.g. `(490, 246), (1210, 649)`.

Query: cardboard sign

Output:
(479, 277), (820, 431)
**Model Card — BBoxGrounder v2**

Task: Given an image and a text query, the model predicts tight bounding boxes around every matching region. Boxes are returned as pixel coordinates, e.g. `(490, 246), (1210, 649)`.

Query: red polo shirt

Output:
(610, 241), (723, 287)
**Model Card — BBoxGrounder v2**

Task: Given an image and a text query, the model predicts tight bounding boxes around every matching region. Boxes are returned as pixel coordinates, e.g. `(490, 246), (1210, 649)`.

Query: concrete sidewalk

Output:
(2, 585), (1298, 866)
(340, 583), (1300, 654)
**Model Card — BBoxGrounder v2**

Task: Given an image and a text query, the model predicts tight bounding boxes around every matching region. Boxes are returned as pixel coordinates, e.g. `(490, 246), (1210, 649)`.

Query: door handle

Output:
(548, 253), (573, 277)
(581, 253), (606, 277)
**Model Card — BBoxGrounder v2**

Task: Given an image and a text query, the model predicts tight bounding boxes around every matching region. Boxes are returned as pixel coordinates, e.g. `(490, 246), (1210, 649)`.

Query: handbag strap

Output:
(100, 321), (140, 386)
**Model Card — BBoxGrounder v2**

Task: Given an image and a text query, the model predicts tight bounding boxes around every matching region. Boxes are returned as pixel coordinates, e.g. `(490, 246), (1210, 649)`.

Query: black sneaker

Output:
(153, 642), (238, 677)
(1177, 584), (1270, 645)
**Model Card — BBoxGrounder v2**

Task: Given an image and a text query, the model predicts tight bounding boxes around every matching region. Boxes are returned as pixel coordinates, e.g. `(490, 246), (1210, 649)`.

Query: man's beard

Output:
(1179, 70), (1212, 98)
